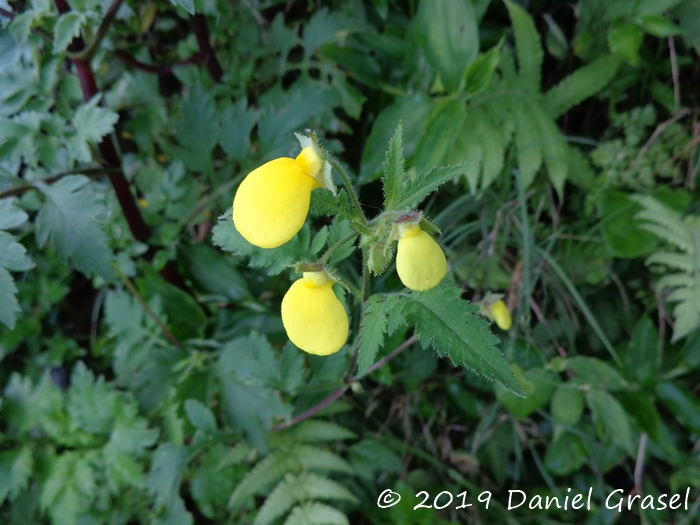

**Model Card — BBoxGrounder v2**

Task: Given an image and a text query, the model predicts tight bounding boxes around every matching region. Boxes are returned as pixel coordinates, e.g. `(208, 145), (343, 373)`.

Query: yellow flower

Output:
(233, 146), (326, 249)
(281, 270), (349, 356)
(395, 222), (446, 291)
(490, 300), (512, 330)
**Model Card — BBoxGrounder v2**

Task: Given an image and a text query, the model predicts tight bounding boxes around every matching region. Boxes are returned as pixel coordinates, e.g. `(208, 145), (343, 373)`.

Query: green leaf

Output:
(68, 95), (119, 162)
(551, 385), (585, 426)
(218, 334), (292, 451)
(545, 55), (621, 119)
(0, 446), (33, 504)
(544, 433), (588, 476)
(392, 282), (524, 395)
(395, 164), (472, 211)
(283, 502), (349, 525)
(40, 451), (96, 524)
(0, 198), (33, 329)
(495, 367), (557, 418)
(608, 21), (643, 66)
(219, 99), (259, 162)
(510, 97), (542, 188)
(641, 15), (684, 37)
(672, 0), (700, 54)
(563, 356), (629, 391)
(53, 12), (83, 54)
(255, 473), (357, 525)
(598, 192), (658, 258)
(359, 94), (433, 184)
(382, 122), (405, 211)
(180, 242), (252, 302)
(35, 175), (115, 281)
(414, 100), (466, 174)
(170, 0), (195, 15)
(415, 0), (479, 92)
(504, 0), (543, 94)
(586, 389), (633, 453)
(543, 13), (569, 60)
(357, 295), (401, 376)
(148, 443), (190, 509)
(213, 209), (313, 275)
(184, 399), (218, 434)
(656, 382), (700, 434)
(278, 420), (357, 444)
(530, 101), (567, 196)
(625, 316), (658, 384)
(463, 41), (502, 95)
(172, 86), (219, 173)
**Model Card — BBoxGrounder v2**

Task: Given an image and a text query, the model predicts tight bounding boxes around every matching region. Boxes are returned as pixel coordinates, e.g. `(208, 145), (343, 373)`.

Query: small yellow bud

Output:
(395, 222), (446, 291)
(232, 147), (324, 249)
(281, 271), (349, 356)
(138, 198), (148, 208)
(490, 300), (512, 330)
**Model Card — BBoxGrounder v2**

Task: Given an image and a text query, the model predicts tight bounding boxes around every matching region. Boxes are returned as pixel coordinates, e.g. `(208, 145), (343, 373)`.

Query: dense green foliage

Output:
(1, 0), (700, 524)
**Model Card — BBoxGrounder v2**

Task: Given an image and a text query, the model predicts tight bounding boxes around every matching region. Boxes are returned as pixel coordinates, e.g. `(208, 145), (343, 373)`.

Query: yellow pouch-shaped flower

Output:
(395, 223), (447, 291)
(490, 299), (512, 330)
(281, 271), (349, 356)
(233, 147), (323, 249)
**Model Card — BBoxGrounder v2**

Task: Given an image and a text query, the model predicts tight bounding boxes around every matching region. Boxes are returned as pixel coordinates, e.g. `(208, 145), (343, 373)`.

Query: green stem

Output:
(331, 273), (362, 299)
(67, 0), (125, 61)
(318, 232), (358, 265)
(329, 157), (367, 226)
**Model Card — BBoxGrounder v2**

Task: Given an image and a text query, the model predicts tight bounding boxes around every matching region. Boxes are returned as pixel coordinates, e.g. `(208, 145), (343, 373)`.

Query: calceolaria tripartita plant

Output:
(216, 124), (523, 395)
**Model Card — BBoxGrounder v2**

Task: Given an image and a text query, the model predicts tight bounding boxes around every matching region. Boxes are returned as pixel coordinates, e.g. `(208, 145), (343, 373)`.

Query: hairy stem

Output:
(67, 0), (124, 61)
(329, 157), (367, 226)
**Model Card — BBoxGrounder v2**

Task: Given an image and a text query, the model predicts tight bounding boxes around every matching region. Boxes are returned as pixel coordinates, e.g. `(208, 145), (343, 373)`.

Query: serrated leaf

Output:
(220, 99), (259, 162)
(173, 86), (219, 172)
(40, 451), (96, 524)
(148, 443), (190, 509)
(530, 101), (568, 196)
(392, 282), (524, 395)
(414, 100), (466, 174)
(357, 295), (401, 376)
(504, 0), (543, 94)
(545, 55), (621, 119)
(184, 399), (217, 434)
(213, 209), (312, 275)
(35, 175), (115, 280)
(255, 473), (357, 525)
(282, 420), (357, 443)
(510, 97), (542, 188)
(218, 334), (292, 451)
(463, 42), (502, 95)
(284, 502), (349, 525)
(73, 94), (119, 143)
(229, 449), (301, 507)
(0, 446), (33, 504)
(53, 12), (83, 54)
(382, 122), (405, 211)
(395, 164), (472, 211)
(0, 198), (33, 329)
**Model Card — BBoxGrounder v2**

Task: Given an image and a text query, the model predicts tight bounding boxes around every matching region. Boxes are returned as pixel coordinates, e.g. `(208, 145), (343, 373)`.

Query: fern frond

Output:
(646, 252), (695, 272)
(283, 420), (358, 443)
(504, 0), (543, 94)
(283, 502), (349, 525)
(297, 445), (354, 474)
(253, 471), (356, 525)
(228, 448), (302, 507)
(630, 195), (693, 251)
(545, 55), (621, 118)
(474, 107), (506, 191)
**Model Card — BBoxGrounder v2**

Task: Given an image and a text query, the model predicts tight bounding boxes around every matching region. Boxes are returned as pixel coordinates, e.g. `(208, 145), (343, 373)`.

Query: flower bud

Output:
(395, 222), (447, 291)
(281, 270), (349, 356)
(490, 299), (512, 330)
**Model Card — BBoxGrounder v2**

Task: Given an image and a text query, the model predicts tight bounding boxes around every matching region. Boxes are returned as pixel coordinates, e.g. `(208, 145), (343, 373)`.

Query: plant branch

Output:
(114, 50), (202, 75)
(111, 262), (183, 349)
(319, 232), (357, 265)
(273, 336), (417, 432)
(190, 14), (223, 83)
(68, 0), (124, 61)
